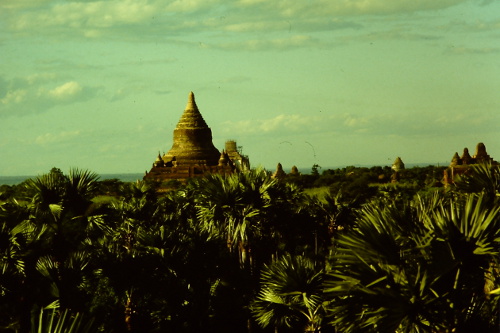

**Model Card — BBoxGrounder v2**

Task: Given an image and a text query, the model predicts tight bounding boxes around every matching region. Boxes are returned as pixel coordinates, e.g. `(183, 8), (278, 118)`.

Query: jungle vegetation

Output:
(0, 164), (498, 332)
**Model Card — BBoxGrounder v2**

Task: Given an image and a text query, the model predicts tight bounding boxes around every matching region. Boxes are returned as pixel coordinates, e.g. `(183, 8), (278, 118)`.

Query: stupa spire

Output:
(187, 91), (196, 108)
(176, 91), (208, 129)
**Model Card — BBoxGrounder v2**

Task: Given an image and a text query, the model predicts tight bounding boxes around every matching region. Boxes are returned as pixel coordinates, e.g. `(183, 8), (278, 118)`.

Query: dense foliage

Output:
(0, 165), (498, 332)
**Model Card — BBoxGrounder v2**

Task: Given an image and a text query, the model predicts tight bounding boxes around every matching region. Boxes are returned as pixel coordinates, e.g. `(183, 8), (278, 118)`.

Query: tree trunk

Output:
(124, 296), (134, 331)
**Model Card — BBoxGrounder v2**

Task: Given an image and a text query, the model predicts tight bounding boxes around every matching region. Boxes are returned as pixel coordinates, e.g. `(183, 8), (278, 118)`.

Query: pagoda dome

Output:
(474, 142), (491, 163)
(461, 148), (472, 164)
(450, 152), (461, 166)
(163, 92), (220, 166)
(272, 163), (286, 179)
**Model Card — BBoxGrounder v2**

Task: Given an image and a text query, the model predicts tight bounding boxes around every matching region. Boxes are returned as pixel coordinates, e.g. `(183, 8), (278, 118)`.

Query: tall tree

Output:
(193, 169), (277, 269)
(1, 168), (102, 332)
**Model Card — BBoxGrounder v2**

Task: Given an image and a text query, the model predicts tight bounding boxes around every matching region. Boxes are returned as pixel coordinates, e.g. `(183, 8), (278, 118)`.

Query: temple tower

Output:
(224, 140), (250, 171)
(144, 92), (246, 184)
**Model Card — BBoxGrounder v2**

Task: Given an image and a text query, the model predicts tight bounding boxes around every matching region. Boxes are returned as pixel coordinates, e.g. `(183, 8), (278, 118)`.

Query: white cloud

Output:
(224, 21), (284, 33)
(11, 0), (159, 31)
(445, 45), (500, 55)
(343, 114), (369, 127)
(441, 17), (500, 34)
(47, 81), (83, 99)
(26, 73), (58, 85)
(3, 0), (476, 39)
(233, 0), (467, 18)
(35, 130), (82, 145)
(220, 107), (500, 142)
(0, 75), (97, 117)
(222, 113), (323, 135)
(216, 35), (322, 51)
(3, 0), (494, 57)
(219, 76), (252, 84)
(0, 0), (52, 10)
(166, 0), (220, 12)
(1, 89), (27, 105)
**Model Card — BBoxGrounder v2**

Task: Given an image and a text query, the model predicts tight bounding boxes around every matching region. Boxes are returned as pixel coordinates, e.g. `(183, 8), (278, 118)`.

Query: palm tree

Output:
(0, 168), (102, 331)
(24, 169), (102, 310)
(298, 190), (358, 258)
(90, 179), (234, 331)
(324, 192), (499, 332)
(0, 197), (53, 332)
(252, 254), (326, 332)
(26, 168), (100, 216)
(452, 163), (500, 204)
(193, 169), (276, 269)
(90, 180), (162, 331)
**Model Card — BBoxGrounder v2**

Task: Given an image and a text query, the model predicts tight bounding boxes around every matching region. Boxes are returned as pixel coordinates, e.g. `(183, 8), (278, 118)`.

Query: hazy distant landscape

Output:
(0, 163), (451, 186)
(0, 173), (145, 186)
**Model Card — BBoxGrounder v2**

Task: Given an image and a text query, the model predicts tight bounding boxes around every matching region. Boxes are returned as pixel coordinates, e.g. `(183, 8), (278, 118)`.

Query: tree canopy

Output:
(0, 164), (498, 332)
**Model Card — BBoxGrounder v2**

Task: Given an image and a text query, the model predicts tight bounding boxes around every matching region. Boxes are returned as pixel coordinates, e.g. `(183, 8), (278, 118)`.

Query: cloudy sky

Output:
(1, 0), (499, 176)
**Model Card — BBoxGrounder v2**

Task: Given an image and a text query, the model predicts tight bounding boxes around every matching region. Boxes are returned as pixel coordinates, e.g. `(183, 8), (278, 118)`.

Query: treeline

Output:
(286, 164), (446, 204)
(288, 164), (446, 187)
(0, 165), (498, 332)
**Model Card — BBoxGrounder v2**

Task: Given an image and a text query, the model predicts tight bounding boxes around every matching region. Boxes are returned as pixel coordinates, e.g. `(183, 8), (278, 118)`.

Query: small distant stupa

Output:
(290, 165), (300, 175)
(271, 163), (286, 180)
(391, 157), (405, 183)
(391, 157), (405, 172)
(144, 92), (248, 183)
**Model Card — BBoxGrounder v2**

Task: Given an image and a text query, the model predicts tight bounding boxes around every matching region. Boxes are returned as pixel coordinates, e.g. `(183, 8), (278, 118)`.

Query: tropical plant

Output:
(193, 169), (276, 268)
(31, 301), (95, 333)
(0, 199), (52, 332)
(87, 181), (162, 331)
(0, 168), (104, 331)
(452, 162), (500, 203)
(252, 254), (326, 332)
(324, 192), (500, 332)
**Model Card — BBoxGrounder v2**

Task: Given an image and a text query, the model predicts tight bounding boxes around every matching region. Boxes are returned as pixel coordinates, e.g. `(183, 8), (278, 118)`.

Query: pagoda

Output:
(443, 142), (498, 185)
(391, 157), (405, 183)
(144, 92), (237, 183)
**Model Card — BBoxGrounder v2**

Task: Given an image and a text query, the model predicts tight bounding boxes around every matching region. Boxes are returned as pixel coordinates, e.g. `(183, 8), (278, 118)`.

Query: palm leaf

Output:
(31, 303), (95, 333)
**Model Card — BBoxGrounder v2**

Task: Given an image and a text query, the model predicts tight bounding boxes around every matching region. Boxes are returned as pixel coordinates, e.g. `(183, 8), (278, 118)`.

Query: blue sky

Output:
(1, 0), (499, 176)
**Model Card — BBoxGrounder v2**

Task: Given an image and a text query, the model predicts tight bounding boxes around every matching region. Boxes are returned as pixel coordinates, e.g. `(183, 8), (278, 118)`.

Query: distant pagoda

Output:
(144, 92), (248, 183)
(391, 157), (405, 183)
(443, 142), (498, 185)
(391, 157), (405, 172)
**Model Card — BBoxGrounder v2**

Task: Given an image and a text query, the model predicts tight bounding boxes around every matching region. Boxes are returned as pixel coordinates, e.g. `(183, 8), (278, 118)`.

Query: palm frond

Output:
(31, 303), (95, 333)
(252, 254), (325, 330)
(324, 192), (500, 332)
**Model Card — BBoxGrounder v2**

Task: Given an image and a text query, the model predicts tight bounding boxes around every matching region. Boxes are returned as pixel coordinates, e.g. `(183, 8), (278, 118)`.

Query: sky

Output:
(1, 0), (499, 176)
